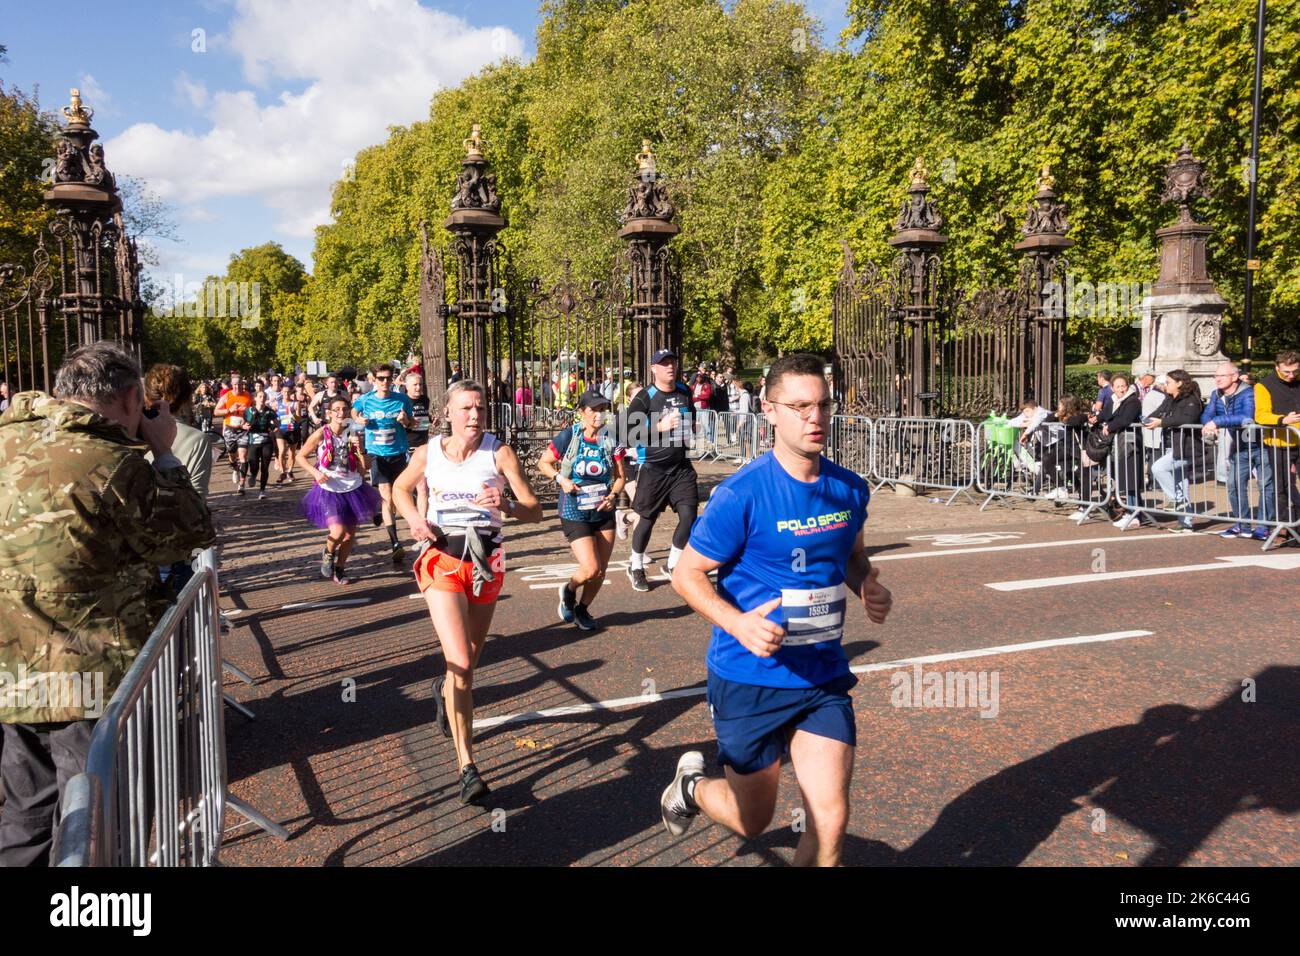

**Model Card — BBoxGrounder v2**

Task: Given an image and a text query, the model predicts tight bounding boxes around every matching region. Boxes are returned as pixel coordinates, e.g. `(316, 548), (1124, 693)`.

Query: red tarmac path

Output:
(210, 460), (1299, 866)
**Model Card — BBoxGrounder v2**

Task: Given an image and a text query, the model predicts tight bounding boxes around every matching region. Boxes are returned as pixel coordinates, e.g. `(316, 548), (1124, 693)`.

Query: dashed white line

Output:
(472, 629), (1153, 730)
(986, 552), (1300, 591)
(279, 598), (372, 610)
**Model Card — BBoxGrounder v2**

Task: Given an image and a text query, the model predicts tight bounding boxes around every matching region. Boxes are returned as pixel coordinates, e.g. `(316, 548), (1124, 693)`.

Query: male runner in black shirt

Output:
(625, 349), (697, 591)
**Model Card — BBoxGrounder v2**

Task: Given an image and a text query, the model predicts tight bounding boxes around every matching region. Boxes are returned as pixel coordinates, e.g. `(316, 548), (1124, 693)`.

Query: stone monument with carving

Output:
(1132, 143), (1229, 394)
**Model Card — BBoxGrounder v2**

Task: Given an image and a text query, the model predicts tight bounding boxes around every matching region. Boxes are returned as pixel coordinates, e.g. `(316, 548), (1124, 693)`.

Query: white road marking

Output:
(906, 531), (1026, 546)
(510, 533), (1210, 586)
(986, 553), (1300, 591)
(472, 629), (1152, 730)
(279, 598), (372, 610)
(873, 532), (1211, 562)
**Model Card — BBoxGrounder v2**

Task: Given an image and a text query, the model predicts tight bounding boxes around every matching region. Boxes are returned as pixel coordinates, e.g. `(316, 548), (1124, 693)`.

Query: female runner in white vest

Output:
(392, 379), (543, 803)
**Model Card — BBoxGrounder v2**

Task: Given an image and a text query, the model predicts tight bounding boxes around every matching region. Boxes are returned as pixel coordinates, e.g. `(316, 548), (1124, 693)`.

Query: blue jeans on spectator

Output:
(1151, 451), (1190, 510)
(1228, 444), (1263, 527)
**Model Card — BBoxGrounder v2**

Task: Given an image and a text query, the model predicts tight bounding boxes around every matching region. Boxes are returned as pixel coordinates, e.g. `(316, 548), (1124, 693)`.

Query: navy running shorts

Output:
(706, 671), (858, 775)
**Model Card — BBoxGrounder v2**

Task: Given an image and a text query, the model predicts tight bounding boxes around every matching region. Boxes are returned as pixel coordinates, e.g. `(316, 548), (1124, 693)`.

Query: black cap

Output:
(578, 389), (611, 409)
(651, 348), (678, 365)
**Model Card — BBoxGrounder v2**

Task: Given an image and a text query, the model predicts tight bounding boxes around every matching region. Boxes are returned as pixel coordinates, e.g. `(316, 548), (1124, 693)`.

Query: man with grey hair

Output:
(0, 341), (215, 865)
(1201, 360), (1260, 538)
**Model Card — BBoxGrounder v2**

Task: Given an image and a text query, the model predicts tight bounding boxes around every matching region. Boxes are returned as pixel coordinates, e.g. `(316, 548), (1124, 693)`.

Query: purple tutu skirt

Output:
(301, 482), (382, 529)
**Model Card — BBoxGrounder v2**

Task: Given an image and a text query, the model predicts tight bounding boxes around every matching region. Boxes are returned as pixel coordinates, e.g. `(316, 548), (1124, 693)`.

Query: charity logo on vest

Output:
(49, 886), (152, 936)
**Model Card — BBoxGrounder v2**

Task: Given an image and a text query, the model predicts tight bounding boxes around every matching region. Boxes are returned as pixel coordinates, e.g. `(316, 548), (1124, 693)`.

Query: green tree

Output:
(761, 0), (1300, 362)
(0, 81), (58, 271)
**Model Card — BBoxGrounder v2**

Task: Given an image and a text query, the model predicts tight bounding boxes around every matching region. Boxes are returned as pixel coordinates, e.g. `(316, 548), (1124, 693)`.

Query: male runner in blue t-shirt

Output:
(353, 363), (415, 565)
(660, 352), (893, 866)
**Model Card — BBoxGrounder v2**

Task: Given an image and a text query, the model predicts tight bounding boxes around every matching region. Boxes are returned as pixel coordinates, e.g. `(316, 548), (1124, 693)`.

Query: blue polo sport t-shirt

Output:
(689, 452), (871, 689)
(353, 390), (415, 457)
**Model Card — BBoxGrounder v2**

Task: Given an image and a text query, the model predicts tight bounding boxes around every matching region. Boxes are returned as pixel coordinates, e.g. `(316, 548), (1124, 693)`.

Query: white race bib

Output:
(250, 433), (269, 446)
(779, 584), (847, 646)
(576, 483), (606, 511)
(374, 427), (397, 445)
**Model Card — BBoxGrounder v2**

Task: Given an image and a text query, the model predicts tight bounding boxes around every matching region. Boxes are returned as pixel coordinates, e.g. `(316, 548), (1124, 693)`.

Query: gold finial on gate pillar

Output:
(62, 88), (94, 128)
(463, 123), (485, 161)
(636, 138), (657, 175)
(908, 157), (929, 190)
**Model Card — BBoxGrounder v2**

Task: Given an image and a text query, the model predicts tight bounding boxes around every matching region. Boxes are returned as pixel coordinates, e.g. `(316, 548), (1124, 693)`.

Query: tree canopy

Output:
(108, 0), (1300, 374)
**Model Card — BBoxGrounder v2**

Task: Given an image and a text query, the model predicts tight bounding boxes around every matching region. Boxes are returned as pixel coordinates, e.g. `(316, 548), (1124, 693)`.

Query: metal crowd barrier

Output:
(1108, 422), (1300, 549)
(976, 419), (1115, 519)
(871, 417), (978, 505)
(53, 548), (288, 867)
(827, 415), (874, 478)
(710, 411), (753, 464)
(689, 408), (721, 461)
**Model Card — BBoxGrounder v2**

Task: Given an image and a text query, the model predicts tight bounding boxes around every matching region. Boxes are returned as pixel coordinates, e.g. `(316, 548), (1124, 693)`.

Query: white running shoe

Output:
(661, 750), (705, 838)
(1113, 513), (1139, 531)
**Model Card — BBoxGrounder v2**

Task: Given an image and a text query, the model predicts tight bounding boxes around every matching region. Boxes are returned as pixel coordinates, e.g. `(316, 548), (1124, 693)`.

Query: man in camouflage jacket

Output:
(0, 342), (214, 866)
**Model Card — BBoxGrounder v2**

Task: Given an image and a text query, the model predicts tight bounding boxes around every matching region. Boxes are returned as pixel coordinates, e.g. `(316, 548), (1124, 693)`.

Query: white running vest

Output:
(425, 432), (506, 531)
(317, 428), (363, 493)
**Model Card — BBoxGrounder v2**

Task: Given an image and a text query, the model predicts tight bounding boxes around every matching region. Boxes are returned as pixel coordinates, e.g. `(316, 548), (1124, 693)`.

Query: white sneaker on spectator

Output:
(1113, 513), (1139, 531)
(1069, 508), (1090, 523)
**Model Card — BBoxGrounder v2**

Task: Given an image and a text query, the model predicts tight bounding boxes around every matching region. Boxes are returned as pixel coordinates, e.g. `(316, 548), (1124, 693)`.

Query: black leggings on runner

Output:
(249, 440), (275, 490)
(631, 501), (695, 553)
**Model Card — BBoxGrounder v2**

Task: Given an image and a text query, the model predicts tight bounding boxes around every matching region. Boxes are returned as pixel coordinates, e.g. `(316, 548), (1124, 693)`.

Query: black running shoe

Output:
(627, 567), (651, 592)
(332, 569), (355, 586)
(372, 512), (383, 527)
(320, 545), (335, 579)
(460, 763), (490, 804)
(573, 604), (598, 631)
(558, 583), (577, 623)
(431, 674), (451, 738)
(391, 542), (406, 565)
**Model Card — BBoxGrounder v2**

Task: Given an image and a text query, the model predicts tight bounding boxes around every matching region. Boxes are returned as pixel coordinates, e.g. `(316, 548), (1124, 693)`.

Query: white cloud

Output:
(77, 73), (114, 116)
(180, 205), (218, 223)
(174, 72), (210, 110)
(106, 0), (525, 244)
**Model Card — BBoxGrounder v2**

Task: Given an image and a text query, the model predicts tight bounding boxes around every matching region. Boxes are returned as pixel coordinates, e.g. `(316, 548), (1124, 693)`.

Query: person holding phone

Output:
(0, 342), (214, 866)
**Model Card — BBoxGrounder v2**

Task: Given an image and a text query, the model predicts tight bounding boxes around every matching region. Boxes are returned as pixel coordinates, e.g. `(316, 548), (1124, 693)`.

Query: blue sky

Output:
(2, 0), (850, 289)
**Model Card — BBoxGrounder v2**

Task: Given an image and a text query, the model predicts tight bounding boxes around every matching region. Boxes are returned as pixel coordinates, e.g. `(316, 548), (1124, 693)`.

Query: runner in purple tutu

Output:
(295, 394), (382, 584)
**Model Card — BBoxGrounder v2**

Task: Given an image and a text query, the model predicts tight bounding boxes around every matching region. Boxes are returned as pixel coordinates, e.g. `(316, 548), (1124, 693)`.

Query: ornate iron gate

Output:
(418, 130), (681, 495)
(834, 163), (1070, 420)
(1, 90), (143, 394)
(832, 243), (899, 418)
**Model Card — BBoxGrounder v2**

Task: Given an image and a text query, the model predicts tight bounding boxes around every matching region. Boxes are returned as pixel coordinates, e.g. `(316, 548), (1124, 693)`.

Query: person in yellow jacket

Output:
(1253, 350), (1300, 528)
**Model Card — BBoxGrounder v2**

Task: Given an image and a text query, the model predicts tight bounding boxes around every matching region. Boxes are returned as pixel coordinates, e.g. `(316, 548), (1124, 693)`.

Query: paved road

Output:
(211, 461), (1300, 866)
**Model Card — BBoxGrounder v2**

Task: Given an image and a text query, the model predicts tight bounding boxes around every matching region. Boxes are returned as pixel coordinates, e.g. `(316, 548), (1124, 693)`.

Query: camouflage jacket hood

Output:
(0, 391), (216, 722)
